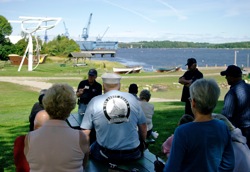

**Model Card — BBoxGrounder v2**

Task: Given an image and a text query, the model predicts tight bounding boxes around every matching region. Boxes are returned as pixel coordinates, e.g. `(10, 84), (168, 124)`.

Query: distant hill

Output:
(118, 40), (250, 49)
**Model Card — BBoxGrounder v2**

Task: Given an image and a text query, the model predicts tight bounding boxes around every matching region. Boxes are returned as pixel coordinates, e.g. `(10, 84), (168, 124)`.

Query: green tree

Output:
(0, 15), (14, 60)
(0, 15), (12, 43)
(42, 35), (80, 56)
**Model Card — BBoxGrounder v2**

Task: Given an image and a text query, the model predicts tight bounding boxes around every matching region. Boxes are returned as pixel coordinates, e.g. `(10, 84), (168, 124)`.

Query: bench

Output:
(85, 149), (164, 172)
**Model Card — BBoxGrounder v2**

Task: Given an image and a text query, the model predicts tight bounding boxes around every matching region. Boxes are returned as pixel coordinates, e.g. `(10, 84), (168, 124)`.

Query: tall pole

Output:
(28, 34), (33, 71)
(234, 50), (238, 66)
(247, 54), (249, 68)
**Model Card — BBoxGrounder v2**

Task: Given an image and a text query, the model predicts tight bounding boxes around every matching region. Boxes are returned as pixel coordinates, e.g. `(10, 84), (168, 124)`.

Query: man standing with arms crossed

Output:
(179, 58), (203, 117)
(76, 69), (102, 115)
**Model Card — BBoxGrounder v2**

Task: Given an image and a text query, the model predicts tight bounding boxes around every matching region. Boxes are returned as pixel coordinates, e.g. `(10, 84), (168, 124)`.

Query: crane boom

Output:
(63, 21), (69, 38)
(82, 13), (92, 41)
(96, 26), (110, 41)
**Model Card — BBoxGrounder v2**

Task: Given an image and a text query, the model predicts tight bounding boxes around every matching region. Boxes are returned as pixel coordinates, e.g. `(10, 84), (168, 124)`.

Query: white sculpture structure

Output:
(13, 16), (61, 71)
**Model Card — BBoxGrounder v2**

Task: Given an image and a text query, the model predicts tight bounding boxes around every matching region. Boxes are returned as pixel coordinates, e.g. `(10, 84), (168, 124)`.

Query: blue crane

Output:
(82, 13), (92, 41)
(63, 21), (70, 38)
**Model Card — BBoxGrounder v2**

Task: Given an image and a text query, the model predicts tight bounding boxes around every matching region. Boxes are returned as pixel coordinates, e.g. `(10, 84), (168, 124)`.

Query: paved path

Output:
(0, 76), (177, 102)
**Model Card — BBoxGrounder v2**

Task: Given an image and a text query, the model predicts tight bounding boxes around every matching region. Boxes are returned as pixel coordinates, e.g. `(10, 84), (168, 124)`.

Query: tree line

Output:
(118, 41), (250, 49)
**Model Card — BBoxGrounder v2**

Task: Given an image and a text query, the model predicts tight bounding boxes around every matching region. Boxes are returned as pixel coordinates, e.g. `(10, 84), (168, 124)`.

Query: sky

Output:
(1, 0), (250, 43)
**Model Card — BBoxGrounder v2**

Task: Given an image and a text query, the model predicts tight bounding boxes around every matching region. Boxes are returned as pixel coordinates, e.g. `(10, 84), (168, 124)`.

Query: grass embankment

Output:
(0, 57), (248, 171)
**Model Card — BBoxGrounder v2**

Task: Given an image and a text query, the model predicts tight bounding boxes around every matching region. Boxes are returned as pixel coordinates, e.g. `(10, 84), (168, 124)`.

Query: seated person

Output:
(24, 83), (89, 171)
(213, 113), (250, 172)
(164, 79), (234, 172)
(162, 114), (194, 158)
(29, 89), (47, 131)
(14, 110), (49, 172)
(81, 73), (147, 163)
(139, 89), (156, 139)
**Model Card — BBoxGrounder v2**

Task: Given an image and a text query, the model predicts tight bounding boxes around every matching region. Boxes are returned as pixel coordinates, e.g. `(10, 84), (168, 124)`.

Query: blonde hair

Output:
(43, 83), (76, 120)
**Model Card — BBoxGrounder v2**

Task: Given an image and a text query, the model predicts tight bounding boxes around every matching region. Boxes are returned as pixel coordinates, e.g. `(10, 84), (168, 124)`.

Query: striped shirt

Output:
(222, 80), (250, 128)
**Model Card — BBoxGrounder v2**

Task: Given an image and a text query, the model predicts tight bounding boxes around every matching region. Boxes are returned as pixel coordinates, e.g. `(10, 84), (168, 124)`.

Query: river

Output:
(93, 48), (250, 71)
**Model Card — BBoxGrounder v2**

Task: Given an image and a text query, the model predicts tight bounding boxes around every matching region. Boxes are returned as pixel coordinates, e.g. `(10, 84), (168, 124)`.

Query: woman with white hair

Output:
(213, 113), (250, 172)
(164, 79), (235, 172)
(139, 89), (156, 139)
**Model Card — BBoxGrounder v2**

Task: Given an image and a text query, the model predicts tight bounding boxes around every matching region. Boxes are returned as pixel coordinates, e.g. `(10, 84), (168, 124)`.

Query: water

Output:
(93, 48), (250, 71)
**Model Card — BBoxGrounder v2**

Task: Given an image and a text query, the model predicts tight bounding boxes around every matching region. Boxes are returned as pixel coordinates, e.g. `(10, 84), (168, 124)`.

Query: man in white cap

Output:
(221, 65), (250, 148)
(76, 69), (102, 115)
(80, 73), (147, 163)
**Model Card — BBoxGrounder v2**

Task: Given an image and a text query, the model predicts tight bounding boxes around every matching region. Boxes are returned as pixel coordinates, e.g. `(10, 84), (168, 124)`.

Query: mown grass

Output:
(0, 57), (248, 171)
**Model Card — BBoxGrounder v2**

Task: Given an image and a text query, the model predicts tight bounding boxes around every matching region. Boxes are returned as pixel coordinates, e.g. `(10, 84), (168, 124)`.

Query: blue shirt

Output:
(222, 80), (250, 128)
(81, 90), (146, 150)
(164, 119), (234, 172)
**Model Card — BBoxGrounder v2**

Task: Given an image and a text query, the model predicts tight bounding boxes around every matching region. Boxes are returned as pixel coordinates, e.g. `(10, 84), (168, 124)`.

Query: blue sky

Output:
(1, 0), (250, 43)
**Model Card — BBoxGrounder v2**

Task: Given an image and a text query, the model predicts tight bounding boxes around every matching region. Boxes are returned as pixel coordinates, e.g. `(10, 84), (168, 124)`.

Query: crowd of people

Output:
(13, 60), (250, 171)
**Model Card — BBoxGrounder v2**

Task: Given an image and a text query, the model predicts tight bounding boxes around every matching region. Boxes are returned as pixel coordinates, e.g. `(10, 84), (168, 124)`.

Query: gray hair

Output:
(139, 89), (151, 101)
(42, 83), (76, 120)
(189, 79), (220, 114)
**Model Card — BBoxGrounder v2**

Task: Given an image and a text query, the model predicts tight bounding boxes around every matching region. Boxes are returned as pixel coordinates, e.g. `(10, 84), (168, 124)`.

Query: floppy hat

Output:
(88, 69), (97, 76)
(220, 65), (242, 77)
(186, 58), (197, 66)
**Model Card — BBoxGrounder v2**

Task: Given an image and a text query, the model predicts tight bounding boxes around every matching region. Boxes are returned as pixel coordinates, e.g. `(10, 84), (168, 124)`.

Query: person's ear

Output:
(191, 98), (196, 109)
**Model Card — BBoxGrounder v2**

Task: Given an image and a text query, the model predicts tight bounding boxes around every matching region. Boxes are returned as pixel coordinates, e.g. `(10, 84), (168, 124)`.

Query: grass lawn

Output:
(0, 57), (248, 171)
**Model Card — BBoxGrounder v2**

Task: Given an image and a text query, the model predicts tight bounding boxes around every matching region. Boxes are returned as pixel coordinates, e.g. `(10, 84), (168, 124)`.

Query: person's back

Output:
(81, 73), (147, 163)
(139, 101), (154, 130)
(26, 122), (85, 172)
(84, 90), (144, 149)
(212, 113), (250, 172)
(139, 89), (154, 138)
(231, 128), (250, 172)
(25, 84), (88, 172)
(165, 119), (232, 172)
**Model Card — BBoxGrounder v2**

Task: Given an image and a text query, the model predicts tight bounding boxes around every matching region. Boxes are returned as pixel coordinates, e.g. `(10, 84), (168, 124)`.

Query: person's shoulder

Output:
(195, 68), (203, 74)
(32, 102), (40, 107)
(95, 81), (102, 86)
(174, 122), (194, 135)
(178, 122), (194, 129)
(147, 102), (154, 108)
(14, 135), (26, 145)
(211, 119), (229, 130)
(79, 79), (88, 84)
